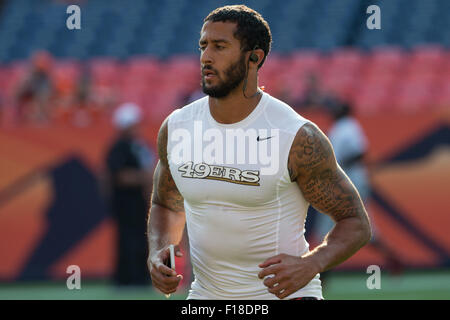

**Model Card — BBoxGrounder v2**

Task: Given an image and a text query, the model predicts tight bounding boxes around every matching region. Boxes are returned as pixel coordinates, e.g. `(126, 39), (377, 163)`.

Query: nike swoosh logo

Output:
(257, 136), (274, 141)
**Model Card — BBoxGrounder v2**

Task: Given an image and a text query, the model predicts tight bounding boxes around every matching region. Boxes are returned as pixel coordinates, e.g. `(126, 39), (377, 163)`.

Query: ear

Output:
(248, 48), (264, 67)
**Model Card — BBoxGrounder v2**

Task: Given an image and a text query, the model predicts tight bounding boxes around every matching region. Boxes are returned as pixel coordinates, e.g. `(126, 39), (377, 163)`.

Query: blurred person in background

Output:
(15, 50), (55, 123)
(71, 64), (94, 127)
(314, 102), (404, 288)
(105, 103), (156, 288)
(295, 72), (338, 112)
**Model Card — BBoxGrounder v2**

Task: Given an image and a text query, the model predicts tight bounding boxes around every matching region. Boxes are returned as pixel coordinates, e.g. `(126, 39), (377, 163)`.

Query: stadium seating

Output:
(1, 47), (449, 120)
(0, 0), (448, 118)
(0, 0), (448, 62)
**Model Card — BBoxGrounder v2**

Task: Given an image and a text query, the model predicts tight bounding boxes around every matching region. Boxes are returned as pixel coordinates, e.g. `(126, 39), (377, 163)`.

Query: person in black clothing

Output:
(106, 103), (155, 287)
(15, 51), (54, 123)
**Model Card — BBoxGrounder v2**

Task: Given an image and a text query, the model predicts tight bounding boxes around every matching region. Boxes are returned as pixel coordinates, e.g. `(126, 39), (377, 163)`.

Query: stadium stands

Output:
(0, 0), (448, 121)
(0, 47), (448, 125)
(1, 0), (449, 62)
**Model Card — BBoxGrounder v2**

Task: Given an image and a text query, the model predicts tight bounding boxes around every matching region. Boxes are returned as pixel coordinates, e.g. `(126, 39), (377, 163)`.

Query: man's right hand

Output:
(147, 117), (186, 295)
(148, 245), (183, 295)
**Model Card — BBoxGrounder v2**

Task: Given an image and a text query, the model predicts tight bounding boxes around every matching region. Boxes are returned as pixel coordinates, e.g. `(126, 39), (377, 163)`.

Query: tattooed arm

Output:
(258, 122), (371, 299)
(291, 123), (371, 268)
(147, 117), (186, 295)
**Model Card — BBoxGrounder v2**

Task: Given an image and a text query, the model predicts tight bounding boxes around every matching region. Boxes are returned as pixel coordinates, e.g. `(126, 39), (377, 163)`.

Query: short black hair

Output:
(204, 5), (272, 69)
(332, 102), (352, 120)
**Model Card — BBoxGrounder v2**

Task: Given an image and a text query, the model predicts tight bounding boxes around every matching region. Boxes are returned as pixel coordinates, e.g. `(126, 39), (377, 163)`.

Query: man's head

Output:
(199, 5), (272, 98)
(331, 102), (352, 121)
(113, 102), (142, 136)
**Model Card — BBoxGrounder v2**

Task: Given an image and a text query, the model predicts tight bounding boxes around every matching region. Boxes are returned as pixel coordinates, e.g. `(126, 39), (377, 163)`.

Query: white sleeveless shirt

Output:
(167, 92), (323, 299)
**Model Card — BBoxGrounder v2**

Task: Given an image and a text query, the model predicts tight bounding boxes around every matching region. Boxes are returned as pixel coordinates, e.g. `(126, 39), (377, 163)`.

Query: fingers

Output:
(156, 261), (177, 277)
(150, 262), (183, 294)
(152, 274), (183, 294)
(258, 254), (299, 300)
(148, 245), (184, 295)
(258, 265), (287, 299)
(263, 275), (279, 288)
(150, 244), (181, 274)
(262, 273), (287, 292)
(258, 254), (283, 269)
(262, 277), (295, 300)
(258, 264), (281, 279)
(150, 269), (180, 285)
(268, 282), (286, 295)
(275, 287), (295, 300)
(174, 244), (183, 257)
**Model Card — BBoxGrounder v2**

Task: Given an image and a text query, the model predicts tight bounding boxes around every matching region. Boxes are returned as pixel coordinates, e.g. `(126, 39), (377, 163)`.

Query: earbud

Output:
(249, 45), (259, 63)
(242, 45), (262, 99)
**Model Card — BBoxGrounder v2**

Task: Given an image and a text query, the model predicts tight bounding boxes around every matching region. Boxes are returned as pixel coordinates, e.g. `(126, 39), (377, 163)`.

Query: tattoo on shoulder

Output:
(152, 162), (184, 212)
(288, 123), (333, 181)
(288, 123), (364, 221)
(152, 118), (185, 212)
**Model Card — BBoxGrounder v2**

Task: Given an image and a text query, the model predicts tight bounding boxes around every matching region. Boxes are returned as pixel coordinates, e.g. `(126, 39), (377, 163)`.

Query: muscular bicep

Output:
(288, 123), (366, 222)
(151, 117), (184, 213)
(151, 161), (184, 212)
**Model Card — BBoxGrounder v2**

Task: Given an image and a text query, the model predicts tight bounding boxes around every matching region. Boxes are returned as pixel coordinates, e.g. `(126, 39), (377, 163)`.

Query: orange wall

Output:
(0, 110), (448, 280)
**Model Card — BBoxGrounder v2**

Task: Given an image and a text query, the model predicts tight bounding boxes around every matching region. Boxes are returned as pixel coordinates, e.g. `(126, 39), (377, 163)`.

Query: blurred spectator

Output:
(15, 51), (55, 123)
(295, 73), (338, 111)
(328, 102), (371, 200)
(314, 102), (404, 287)
(105, 103), (156, 288)
(71, 64), (94, 127)
(75, 64), (92, 109)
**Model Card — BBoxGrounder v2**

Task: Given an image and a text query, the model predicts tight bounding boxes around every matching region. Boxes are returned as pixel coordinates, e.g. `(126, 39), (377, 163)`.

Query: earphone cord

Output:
(242, 52), (260, 99)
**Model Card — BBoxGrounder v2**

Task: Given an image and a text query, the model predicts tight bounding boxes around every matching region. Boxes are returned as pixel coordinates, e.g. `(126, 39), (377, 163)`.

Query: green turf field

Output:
(1, 270), (449, 300)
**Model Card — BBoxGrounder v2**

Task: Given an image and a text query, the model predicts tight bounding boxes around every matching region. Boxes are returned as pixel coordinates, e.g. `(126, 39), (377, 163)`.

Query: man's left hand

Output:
(258, 253), (321, 299)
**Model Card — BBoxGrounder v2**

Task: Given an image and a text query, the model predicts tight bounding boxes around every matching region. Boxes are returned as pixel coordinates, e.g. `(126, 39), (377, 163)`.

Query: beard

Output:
(201, 53), (247, 98)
